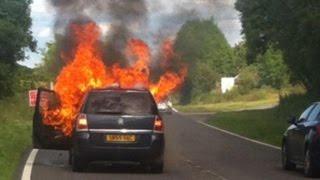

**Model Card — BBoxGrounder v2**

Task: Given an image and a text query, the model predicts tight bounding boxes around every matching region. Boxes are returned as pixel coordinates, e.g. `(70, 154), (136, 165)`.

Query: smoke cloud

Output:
(146, 0), (241, 46)
(49, 0), (241, 65)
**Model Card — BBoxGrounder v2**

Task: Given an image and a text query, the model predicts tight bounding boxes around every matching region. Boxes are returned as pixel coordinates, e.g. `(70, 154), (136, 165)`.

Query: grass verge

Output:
(206, 92), (317, 147)
(0, 94), (33, 180)
(175, 98), (278, 113)
(175, 88), (279, 113)
(208, 108), (287, 146)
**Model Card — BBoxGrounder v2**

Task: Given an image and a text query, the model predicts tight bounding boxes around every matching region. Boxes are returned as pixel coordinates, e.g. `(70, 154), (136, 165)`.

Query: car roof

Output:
(89, 87), (150, 93)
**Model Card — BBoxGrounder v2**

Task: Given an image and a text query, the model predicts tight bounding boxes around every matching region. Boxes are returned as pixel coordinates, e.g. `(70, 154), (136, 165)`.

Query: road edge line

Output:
(197, 121), (281, 150)
(172, 107), (179, 113)
(21, 149), (39, 180)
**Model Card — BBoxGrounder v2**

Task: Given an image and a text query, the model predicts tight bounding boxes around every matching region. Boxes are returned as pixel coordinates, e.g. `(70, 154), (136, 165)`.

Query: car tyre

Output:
(149, 158), (164, 174)
(282, 142), (296, 170)
(71, 152), (87, 172)
(304, 148), (317, 177)
(68, 150), (72, 165)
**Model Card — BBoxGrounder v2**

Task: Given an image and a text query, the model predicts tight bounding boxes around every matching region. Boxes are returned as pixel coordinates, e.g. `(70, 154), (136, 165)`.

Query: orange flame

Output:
(43, 22), (187, 136)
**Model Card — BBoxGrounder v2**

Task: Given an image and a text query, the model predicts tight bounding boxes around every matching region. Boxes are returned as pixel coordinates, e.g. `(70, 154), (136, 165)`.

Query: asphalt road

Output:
(22, 113), (309, 180)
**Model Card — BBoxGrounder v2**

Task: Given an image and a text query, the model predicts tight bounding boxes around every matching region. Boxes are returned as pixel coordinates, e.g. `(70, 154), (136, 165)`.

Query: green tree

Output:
(191, 63), (219, 95)
(256, 47), (289, 89)
(36, 42), (62, 82)
(237, 65), (260, 94)
(236, 0), (320, 92)
(0, 62), (15, 96)
(233, 42), (248, 73)
(0, 0), (36, 97)
(14, 64), (37, 91)
(175, 19), (236, 103)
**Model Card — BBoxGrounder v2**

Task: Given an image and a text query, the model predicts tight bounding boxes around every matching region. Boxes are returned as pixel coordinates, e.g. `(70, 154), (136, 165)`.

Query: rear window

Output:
(84, 91), (157, 115)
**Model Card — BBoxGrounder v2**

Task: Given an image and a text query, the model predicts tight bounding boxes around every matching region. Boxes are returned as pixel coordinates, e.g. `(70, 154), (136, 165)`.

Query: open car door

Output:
(33, 88), (71, 150)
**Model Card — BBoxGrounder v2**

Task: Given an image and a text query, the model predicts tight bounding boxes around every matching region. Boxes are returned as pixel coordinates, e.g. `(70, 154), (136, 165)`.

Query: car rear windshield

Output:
(84, 91), (157, 115)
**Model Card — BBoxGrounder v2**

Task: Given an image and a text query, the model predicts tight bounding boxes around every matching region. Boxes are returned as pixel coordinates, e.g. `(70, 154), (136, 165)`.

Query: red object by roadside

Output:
(29, 90), (38, 107)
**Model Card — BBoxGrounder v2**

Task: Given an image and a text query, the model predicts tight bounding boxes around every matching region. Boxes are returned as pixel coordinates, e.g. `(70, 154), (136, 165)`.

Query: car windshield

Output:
(84, 91), (157, 115)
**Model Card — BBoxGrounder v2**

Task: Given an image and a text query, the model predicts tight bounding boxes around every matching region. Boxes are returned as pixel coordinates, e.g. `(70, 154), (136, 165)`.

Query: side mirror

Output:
(288, 116), (297, 125)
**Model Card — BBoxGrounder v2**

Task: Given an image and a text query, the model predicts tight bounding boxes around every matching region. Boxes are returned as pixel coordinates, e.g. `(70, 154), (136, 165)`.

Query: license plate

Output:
(106, 135), (136, 143)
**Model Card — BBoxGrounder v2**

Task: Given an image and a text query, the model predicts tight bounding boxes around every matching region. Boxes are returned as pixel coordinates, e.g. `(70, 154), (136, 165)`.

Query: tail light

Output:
(312, 125), (320, 143)
(76, 114), (88, 132)
(315, 125), (320, 137)
(154, 116), (164, 132)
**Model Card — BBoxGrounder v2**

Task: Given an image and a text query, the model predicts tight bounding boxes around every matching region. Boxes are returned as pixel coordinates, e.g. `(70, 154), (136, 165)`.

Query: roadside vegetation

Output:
(209, 90), (317, 147)
(209, 109), (284, 146)
(0, 1), (36, 179)
(174, 0), (320, 148)
(0, 94), (33, 180)
(175, 88), (279, 112)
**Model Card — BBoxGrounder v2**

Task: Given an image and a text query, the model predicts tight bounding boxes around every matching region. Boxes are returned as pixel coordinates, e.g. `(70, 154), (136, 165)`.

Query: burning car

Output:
(32, 21), (187, 173)
(33, 87), (165, 173)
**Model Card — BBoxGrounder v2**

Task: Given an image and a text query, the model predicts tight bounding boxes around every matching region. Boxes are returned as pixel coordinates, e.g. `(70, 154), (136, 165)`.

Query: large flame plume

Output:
(43, 22), (187, 136)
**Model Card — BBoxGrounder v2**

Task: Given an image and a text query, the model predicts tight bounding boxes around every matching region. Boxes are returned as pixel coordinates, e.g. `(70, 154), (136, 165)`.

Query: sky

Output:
(19, 0), (243, 68)
(18, 0), (55, 68)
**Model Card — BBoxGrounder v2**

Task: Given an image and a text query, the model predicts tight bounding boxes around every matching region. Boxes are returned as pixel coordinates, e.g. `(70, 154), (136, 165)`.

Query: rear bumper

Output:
(73, 132), (164, 162)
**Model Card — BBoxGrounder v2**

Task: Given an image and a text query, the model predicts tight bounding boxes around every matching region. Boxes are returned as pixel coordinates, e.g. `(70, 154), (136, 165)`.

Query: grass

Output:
(177, 86), (315, 147)
(207, 90), (317, 147)
(0, 93), (33, 180)
(208, 109), (287, 146)
(175, 94), (279, 112)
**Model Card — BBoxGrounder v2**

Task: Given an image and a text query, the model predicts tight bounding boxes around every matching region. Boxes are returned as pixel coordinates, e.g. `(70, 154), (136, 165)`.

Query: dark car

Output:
(282, 102), (320, 177)
(33, 88), (165, 173)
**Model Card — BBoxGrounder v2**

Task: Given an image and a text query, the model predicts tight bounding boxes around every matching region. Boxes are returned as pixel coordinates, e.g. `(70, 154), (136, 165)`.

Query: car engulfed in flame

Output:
(36, 21), (187, 137)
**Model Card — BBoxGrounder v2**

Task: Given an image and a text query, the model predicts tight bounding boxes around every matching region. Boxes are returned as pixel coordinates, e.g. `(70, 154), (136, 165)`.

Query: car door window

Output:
(298, 104), (315, 122)
(307, 104), (320, 122)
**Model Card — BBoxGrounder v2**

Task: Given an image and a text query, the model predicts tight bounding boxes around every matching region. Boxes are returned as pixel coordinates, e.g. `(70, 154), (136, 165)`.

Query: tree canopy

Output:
(174, 19), (236, 103)
(0, 0), (35, 64)
(236, 0), (320, 92)
(0, 0), (35, 98)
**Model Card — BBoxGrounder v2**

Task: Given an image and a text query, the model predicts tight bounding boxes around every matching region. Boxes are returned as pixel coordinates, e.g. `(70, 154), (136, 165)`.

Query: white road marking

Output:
(197, 121), (281, 150)
(172, 107), (179, 113)
(21, 149), (39, 180)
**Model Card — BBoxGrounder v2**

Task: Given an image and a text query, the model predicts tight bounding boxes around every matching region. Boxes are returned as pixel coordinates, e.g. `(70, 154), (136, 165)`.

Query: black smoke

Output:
(48, 0), (240, 67)
(49, 0), (148, 66)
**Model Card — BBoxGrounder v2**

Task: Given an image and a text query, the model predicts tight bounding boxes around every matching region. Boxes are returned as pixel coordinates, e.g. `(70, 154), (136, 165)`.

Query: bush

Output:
(257, 47), (290, 89)
(187, 87), (278, 105)
(0, 94), (33, 180)
(190, 63), (219, 96)
(277, 88), (316, 119)
(237, 65), (261, 94)
(0, 62), (15, 99)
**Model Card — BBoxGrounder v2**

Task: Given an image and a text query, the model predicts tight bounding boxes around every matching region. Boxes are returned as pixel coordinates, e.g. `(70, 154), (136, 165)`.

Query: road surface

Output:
(18, 113), (308, 180)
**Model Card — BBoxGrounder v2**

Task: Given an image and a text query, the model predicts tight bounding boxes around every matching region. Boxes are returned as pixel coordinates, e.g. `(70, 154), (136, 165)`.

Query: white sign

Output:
(221, 77), (236, 94)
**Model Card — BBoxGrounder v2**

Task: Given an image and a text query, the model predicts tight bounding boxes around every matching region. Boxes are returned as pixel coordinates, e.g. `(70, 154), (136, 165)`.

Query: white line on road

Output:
(172, 107), (179, 113)
(197, 121), (281, 150)
(21, 149), (39, 180)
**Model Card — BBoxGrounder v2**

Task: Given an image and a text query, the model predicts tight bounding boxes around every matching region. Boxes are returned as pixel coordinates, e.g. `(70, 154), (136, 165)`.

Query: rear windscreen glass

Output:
(84, 91), (157, 115)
